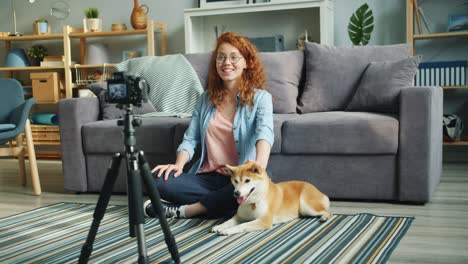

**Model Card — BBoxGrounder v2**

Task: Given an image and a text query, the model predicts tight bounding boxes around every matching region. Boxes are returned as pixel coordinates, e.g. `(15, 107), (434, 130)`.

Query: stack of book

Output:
(416, 60), (467, 87)
(40, 55), (64, 67)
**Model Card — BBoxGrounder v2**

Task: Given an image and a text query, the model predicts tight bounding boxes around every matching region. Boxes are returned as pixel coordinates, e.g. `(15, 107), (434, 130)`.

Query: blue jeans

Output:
(152, 170), (238, 218)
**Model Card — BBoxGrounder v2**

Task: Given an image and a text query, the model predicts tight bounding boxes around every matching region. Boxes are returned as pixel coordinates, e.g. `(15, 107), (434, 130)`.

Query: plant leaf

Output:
(347, 3), (374, 46)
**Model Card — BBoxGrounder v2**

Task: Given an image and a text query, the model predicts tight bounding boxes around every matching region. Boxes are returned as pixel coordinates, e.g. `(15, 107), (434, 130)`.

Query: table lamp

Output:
(9, 0), (37, 36)
(4, 48), (31, 67)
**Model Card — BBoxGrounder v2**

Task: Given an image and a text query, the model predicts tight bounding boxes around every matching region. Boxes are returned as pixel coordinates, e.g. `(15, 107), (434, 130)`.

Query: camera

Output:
(106, 71), (148, 106)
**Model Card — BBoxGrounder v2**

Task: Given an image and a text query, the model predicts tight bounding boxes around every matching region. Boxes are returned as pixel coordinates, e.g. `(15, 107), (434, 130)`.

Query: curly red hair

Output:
(207, 32), (266, 107)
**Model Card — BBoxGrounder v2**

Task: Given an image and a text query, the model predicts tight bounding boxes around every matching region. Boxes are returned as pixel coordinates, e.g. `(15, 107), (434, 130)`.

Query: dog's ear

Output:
(249, 163), (262, 174)
(224, 164), (237, 176)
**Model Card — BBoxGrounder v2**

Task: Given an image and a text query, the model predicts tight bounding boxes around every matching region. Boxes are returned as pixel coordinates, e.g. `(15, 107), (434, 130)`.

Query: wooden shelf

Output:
(0, 34), (63, 41)
(69, 29), (148, 38)
(414, 31), (468, 40)
(0, 66), (65, 71)
(444, 141), (468, 146)
(72, 64), (117, 69)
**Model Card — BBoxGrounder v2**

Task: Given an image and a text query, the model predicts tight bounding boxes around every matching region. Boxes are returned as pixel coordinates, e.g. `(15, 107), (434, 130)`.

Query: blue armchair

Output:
(0, 78), (41, 195)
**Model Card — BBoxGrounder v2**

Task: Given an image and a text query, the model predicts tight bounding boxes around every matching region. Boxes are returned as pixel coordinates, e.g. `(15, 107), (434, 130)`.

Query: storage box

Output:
(30, 125), (60, 145)
(416, 60), (467, 87)
(247, 35), (285, 52)
(30, 72), (62, 103)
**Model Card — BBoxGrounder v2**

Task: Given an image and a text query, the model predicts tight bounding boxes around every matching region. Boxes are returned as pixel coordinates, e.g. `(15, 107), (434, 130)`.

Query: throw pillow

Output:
(88, 82), (156, 120)
(346, 56), (420, 113)
(260, 50), (303, 114)
(298, 42), (410, 113)
(183, 52), (212, 90)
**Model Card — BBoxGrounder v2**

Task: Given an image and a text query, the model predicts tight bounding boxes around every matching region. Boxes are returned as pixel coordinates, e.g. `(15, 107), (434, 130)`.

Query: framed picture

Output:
(200, 0), (244, 8)
(447, 14), (468, 32)
(122, 50), (144, 61)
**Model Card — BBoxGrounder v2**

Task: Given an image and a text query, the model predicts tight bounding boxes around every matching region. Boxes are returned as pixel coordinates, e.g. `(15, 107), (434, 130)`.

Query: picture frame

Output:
(200, 0), (244, 8)
(447, 14), (468, 32)
(122, 50), (144, 61)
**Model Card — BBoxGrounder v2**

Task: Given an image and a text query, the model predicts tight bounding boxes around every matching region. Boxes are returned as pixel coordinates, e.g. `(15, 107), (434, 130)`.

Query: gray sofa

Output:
(59, 42), (443, 203)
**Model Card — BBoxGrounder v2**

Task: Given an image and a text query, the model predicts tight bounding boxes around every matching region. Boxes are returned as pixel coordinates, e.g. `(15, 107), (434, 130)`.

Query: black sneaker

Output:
(144, 199), (181, 218)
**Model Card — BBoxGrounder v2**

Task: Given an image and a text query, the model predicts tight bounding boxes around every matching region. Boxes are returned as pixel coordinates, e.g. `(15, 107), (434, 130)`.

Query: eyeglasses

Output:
(215, 55), (244, 64)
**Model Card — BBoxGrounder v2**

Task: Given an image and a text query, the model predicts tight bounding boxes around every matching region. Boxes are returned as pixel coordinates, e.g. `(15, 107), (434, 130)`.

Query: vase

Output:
(131, 0), (149, 30)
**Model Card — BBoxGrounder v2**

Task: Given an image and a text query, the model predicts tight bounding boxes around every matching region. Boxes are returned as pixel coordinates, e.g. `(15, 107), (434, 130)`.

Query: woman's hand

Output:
(151, 164), (183, 180)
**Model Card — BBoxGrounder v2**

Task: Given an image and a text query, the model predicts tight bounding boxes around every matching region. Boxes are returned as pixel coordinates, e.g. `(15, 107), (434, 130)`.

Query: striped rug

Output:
(0, 203), (413, 264)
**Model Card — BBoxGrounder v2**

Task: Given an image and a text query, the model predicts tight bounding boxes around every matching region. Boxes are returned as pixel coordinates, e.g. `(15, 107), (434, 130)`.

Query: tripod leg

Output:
(139, 151), (181, 264)
(126, 152), (149, 264)
(79, 153), (122, 264)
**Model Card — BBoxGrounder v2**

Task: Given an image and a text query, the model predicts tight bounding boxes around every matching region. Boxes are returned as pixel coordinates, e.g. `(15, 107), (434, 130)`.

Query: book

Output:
(43, 55), (64, 61)
(40, 61), (64, 66)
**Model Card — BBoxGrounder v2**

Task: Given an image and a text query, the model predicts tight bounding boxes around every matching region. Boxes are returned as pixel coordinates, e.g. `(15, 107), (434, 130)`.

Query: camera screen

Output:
(108, 83), (127, 99)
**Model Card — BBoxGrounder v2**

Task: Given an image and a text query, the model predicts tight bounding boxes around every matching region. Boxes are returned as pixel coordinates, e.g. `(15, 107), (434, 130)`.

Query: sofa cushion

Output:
(88, 82), (156, 120)
(272, 114), (300, 154)
(346, 57), (420, 113)
(260, 51), (303, 114)
(282, 112), (399, 154)
(82, 117), (187, 154)
(298, 42), (410, 113)
(184, 52), (212, 90)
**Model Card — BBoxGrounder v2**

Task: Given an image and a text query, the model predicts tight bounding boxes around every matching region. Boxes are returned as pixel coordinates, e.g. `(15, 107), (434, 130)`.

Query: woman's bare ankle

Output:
(184, 202), (208, 218)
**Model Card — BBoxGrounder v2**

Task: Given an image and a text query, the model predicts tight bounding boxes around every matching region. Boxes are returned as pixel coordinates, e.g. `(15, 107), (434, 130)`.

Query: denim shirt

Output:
(177, 89), (274, 174)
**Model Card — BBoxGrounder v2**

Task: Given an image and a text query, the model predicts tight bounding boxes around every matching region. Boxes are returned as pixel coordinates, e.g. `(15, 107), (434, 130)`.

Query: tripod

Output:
(79, 104), (180, 264)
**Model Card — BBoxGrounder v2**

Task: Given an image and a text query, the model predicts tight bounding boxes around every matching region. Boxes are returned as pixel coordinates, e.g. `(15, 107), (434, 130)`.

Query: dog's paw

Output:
(211, 225), (224, 234)
(217, 227), (237, 236)
(320, 211), (333, 222)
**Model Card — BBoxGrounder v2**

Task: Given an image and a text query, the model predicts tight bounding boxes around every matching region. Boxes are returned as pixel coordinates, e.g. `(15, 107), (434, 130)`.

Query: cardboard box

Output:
(30, 125), (60, 145)
(30, 72), (62, 103)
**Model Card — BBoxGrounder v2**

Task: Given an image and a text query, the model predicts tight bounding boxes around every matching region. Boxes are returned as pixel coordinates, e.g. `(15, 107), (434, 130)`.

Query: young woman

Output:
(145, 32), (274, 219)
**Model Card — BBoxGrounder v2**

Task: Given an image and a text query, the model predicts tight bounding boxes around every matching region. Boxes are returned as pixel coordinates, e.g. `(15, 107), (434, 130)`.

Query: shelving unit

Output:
(63, 20), (167, 98)
(0, 20), (168, 156)
(184, 0), (334, 53)
(406, 0), (468, 146)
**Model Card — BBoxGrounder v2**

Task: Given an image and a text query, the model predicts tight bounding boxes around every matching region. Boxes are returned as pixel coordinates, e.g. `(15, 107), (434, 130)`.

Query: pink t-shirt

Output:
(198, 109), (238, 174)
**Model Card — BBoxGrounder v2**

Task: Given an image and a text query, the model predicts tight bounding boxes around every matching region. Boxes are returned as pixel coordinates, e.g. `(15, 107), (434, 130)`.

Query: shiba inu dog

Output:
(212, 160), (332, 236)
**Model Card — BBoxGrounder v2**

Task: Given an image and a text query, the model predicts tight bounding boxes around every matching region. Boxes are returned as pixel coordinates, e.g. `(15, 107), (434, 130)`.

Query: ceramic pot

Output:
(86, 18), (102, 32)
(38, 22), (48, 34)
(131, 0), (149, 29)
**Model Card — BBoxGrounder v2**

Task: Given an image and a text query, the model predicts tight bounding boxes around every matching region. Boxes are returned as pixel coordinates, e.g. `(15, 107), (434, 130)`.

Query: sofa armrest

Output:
(59, 97), (100, 192)
(399, 86), (443, 202)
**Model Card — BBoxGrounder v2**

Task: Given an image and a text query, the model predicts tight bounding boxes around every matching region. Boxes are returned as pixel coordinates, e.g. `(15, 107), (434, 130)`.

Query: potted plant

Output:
(35, 18), (49, 34)
(27, 44), (48, 66)
(84, 7), (102, 32)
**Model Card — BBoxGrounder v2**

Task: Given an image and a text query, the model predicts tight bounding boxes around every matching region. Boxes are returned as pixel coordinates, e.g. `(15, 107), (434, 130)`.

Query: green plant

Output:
(84, 8), (99, 19)
(27, 44), (48, 60)
(35, 18), (48, 23)
(348, 3), (374, 46)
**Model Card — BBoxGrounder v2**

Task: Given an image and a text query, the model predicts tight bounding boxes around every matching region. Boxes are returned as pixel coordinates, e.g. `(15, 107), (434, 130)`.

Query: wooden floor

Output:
(0, 159), (467, 263)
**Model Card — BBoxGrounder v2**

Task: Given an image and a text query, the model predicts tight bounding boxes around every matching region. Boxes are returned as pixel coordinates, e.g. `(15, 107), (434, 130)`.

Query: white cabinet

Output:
(184, 0), (334, 53)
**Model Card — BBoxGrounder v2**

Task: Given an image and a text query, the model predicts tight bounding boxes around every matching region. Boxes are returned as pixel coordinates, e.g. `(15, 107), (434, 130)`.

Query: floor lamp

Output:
(10, 0), (36, 36)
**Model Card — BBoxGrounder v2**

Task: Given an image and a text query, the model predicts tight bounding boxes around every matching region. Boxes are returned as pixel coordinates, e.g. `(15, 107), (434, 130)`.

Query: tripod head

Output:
(117, 103), (142, 154)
